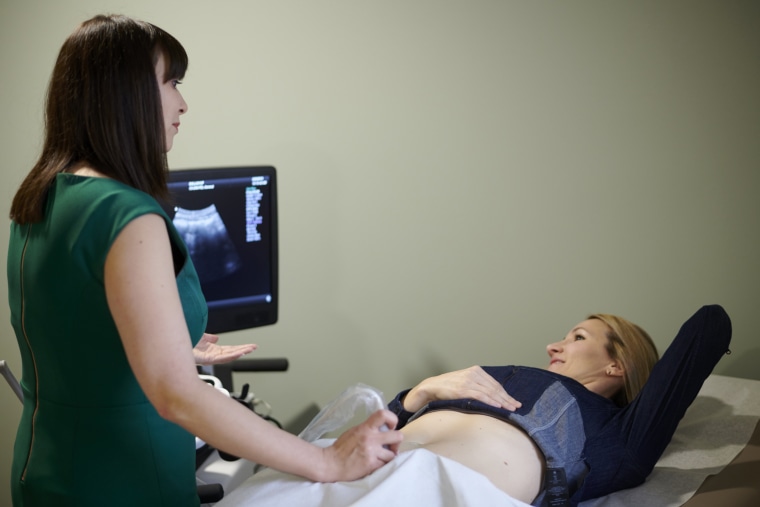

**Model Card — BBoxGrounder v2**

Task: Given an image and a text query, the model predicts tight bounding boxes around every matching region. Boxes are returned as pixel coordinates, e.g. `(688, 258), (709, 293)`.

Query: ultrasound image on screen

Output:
(172, 204), (242, 283)
(166, 173), (273, 308)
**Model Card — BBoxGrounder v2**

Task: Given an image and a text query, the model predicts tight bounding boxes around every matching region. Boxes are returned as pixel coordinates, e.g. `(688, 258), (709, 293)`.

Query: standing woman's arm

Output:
(105, 213), (402, 482)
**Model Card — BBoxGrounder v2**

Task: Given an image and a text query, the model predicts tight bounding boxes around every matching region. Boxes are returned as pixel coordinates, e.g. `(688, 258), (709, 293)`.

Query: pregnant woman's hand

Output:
(402, 366), (522, 412)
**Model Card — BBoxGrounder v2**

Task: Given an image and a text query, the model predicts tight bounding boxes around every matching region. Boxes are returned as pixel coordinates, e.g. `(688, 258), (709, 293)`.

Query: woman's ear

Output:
(606, 362), (625, 378)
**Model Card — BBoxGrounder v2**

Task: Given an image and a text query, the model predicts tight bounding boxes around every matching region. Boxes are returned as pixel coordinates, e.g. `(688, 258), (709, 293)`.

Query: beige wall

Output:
(1, 1), (758, 503)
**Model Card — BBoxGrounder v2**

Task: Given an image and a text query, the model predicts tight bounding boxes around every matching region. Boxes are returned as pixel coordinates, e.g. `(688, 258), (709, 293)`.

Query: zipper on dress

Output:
(19, 224), (39, 482)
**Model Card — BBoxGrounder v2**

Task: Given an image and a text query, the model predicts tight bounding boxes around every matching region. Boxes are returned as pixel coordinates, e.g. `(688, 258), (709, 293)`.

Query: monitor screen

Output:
(162, 166), (278, 333)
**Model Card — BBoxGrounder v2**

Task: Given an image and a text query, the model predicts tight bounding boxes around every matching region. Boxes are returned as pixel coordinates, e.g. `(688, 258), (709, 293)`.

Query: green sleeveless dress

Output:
(7, 174), (208, 506)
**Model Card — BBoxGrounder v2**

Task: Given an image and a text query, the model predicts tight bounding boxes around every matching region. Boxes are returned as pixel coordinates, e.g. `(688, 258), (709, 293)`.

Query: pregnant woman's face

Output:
(546, 319), (624, 395)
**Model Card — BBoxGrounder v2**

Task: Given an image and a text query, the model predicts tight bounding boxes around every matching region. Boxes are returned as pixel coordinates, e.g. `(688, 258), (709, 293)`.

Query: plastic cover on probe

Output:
(298, 383), (386, 443)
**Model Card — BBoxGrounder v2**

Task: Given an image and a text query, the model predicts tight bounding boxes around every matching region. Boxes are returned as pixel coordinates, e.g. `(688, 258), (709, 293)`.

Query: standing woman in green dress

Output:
(7, 14), (402, 507)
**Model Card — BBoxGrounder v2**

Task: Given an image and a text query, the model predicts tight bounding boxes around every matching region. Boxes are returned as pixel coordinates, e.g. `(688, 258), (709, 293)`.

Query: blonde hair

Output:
(588, 314), (659, 406)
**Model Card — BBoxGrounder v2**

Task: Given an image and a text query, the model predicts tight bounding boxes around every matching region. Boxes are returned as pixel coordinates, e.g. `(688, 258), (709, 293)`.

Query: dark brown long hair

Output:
(10, 14), (188, 224)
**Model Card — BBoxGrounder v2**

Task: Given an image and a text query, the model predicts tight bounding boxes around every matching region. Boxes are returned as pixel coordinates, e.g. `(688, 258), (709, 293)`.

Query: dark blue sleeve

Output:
(619, 304), (732, 470)
(387, 389), (416, 428)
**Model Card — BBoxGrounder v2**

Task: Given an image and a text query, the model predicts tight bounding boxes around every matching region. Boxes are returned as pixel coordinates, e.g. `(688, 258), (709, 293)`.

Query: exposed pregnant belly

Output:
(399, 410), (544, 504)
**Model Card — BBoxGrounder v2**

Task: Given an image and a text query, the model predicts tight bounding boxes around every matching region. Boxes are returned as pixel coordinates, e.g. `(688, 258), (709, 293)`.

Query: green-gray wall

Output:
(2, 1), (758, 504)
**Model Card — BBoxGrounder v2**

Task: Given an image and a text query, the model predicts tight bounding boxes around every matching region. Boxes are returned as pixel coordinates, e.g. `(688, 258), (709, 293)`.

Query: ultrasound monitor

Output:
(162, 166), (278, 333)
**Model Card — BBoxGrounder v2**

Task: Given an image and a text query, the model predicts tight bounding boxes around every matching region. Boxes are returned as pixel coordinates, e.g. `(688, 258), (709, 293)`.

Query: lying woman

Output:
(218, 304), (732, 507)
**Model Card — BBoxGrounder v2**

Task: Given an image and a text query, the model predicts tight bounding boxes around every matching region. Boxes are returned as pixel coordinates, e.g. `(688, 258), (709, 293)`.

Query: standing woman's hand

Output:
(192, 333), (257, 365)
(402, 366), (522, 413)
(320, 409), (403, 482)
